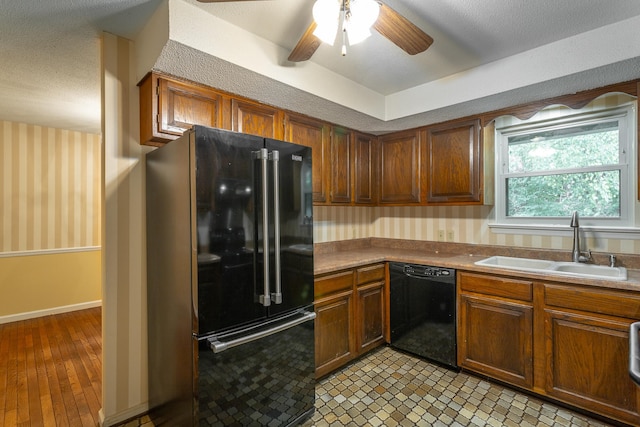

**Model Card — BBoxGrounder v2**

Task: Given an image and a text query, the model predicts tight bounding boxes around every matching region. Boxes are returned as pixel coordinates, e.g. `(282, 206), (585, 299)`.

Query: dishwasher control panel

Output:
(403, 264), (455, 278)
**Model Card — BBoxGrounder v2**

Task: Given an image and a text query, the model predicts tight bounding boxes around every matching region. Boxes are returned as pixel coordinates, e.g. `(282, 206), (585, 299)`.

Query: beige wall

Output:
(0, 121), (101, 251)
(315, 204), (640, 254)
(0, 120), (102, 319)
(101, 33), (151, 425)
(0, 250), (101, 321)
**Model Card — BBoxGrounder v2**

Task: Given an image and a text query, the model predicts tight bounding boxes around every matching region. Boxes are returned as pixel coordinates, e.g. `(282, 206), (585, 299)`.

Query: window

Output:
(495, 103), (636, 229)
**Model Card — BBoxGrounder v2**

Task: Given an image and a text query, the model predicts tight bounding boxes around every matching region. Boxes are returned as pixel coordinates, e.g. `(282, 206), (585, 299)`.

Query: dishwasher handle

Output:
(630, 322), (640, 385)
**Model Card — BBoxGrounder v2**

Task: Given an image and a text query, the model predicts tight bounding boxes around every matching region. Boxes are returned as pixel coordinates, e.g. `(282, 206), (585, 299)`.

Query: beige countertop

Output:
(314, 242), (640, 292)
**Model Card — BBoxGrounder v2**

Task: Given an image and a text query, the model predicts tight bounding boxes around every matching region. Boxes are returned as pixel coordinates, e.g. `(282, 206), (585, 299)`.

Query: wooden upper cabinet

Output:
(425, 119), (482, 204)
(354, 133), (378, 205)
(139, 73), (225, 146)
(284, 113), (330, 204)
(379, 130), (421, 204)
(330, 127), (352, 204)
(231, 99), (283, 139)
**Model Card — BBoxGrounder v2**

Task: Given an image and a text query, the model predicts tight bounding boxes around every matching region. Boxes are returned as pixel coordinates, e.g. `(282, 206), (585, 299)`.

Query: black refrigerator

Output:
(146, 126), (315, 426)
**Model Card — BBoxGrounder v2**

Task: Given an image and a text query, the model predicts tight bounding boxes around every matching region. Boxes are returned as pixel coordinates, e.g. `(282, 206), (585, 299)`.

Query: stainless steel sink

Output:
(475, 256), (627, 281)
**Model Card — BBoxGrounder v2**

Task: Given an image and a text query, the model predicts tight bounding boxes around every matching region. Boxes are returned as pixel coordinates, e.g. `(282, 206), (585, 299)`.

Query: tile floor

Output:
(304, 347), (613, 427)
(121, 346), (614, 427)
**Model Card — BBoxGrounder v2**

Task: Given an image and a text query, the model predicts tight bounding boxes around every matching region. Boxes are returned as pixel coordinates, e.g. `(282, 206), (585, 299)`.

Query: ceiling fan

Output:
(196, 0), (433, 62)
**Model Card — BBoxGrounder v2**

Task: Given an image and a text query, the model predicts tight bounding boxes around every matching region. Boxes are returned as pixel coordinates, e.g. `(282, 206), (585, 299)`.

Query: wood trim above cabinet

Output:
(481, 80), (638, 125)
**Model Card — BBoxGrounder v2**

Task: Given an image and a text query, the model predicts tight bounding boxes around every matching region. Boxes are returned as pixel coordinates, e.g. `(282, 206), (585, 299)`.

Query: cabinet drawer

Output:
(544, 283), (640, 319)
(459, 271), (533, 302)
(315, 271), (353, 298)
(356, 264), (385, 285)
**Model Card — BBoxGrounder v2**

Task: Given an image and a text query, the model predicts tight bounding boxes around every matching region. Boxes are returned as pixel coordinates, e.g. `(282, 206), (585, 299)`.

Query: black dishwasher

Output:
(389, 262), (457, 369)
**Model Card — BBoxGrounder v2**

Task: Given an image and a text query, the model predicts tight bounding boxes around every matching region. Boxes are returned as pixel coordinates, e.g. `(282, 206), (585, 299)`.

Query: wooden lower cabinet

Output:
(315, 289), (355, 378)
(459, 295), (533, 388)
(458, 272), (533, 389)
(314, 263), (386, 378)
(459, 270), (640, 425)
(355, 264), (386, 354)
(542, 284), (640, 425)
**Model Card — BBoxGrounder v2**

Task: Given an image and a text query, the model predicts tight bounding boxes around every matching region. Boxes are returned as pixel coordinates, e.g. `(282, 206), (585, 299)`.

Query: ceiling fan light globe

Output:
(313, 0), (340, 26)
(349, 0), (380, 29)
(312, 0), (340, 45)
(346, 26), (371, 45)
(313, 23), (338, 45)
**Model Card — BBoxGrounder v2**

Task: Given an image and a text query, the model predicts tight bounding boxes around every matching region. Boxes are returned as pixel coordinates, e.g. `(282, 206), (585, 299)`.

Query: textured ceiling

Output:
(1, 0), (640, 135)
(192, 0), (640, 94)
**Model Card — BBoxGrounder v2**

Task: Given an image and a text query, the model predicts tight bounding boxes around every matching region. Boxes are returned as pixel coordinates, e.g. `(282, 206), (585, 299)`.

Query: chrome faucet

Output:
(570, 211), (591, 263)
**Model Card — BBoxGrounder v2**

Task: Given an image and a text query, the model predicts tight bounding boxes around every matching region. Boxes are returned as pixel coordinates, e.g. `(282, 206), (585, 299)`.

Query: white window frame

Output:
(492, 102), (638, 238)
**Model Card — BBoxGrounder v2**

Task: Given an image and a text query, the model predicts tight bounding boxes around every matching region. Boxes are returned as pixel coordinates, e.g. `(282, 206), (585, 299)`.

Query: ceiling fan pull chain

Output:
(342, 27), (347, 55)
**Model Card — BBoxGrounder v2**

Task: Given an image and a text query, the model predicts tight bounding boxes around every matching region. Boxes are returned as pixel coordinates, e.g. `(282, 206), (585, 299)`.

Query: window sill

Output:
(489, 223), (640, 240)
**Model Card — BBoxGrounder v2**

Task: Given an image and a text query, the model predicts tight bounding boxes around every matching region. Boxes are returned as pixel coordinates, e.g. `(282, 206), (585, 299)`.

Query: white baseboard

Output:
(0, 300), (102, 324)
(99, 402), (150, 427)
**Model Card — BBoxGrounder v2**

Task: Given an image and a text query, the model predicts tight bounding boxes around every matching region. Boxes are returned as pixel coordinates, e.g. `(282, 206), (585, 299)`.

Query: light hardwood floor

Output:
(0, 307), (102, 427)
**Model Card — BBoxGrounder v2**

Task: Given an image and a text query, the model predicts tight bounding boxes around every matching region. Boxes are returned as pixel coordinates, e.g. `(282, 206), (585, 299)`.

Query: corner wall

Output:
(101, 33), (151, 425)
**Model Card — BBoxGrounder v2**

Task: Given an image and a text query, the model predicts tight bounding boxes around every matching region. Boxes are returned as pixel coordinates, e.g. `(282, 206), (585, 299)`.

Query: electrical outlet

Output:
(447, 230), (455, 242)
(438, 230), (445, 241)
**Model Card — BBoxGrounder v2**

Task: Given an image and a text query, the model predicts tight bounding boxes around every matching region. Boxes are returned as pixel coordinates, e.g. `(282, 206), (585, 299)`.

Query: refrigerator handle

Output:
(207, 311), (316, 353)
(270, 150), (282, 304)
(256, 148), (271, 307)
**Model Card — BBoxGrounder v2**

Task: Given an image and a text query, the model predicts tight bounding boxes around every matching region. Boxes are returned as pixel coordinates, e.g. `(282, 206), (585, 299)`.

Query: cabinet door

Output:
(330, 127), (352, 204)
(544, 309), (640, 425)
(231, 99), (282, 139)
(425, 119), (481, 203)
(314, 291), (355, 378)
(354, 133), (377, 205)
(379, 130), (421, 204)
(459, 294), (533, 389)
(139, 73), (224, 146)
(284, 113), (330, 204)
(159, 78), (223, 136)
(356, 281), (385, 354)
